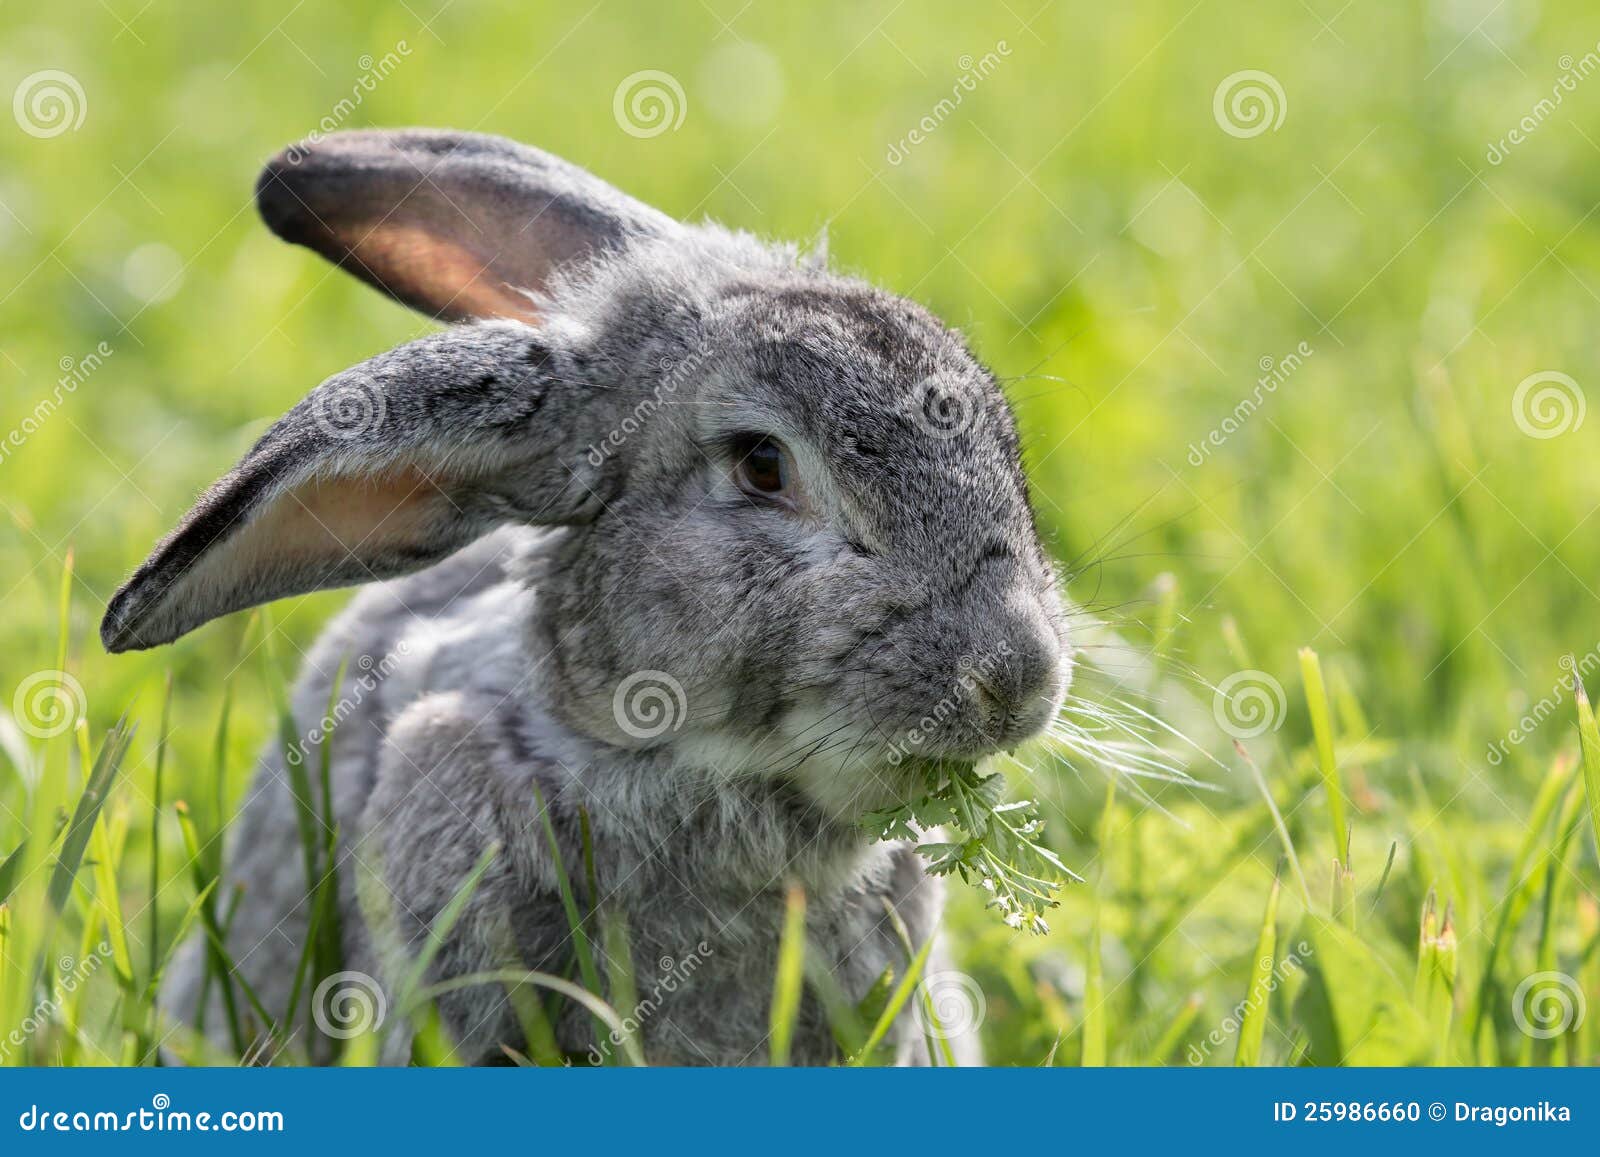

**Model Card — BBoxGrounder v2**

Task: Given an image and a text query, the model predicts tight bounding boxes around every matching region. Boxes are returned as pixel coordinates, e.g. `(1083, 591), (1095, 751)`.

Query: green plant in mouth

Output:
(860, 761), (1078, 933)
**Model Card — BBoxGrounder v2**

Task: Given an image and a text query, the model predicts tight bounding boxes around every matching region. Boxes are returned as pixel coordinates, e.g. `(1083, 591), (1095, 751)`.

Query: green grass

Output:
(2, 0), (1600, 1065)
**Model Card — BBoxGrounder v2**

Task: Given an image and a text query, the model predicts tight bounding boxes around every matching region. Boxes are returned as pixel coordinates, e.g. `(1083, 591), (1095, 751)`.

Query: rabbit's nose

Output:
(959, 612), (1068, 747)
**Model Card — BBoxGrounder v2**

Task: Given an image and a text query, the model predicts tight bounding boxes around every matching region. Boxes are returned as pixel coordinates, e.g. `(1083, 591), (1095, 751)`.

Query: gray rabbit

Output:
(103, 129), (1072, 1065)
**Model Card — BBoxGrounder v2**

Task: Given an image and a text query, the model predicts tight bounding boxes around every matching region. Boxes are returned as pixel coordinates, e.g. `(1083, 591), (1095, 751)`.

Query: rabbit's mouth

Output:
(959, 665), (1069, 753)
(868, 633), (1072, 765)
(779, 742), (952, 821)
(776, 675), (1071, 822)
(746, 617), (1072, 824)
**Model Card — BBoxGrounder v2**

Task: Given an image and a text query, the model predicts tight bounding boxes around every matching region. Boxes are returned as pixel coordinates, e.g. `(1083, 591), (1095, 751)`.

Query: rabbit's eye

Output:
(733, 436), (792, 500)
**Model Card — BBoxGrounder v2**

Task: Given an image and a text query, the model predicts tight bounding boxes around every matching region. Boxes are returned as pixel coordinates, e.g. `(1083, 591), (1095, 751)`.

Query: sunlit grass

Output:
(3, 0), (1600, 1066)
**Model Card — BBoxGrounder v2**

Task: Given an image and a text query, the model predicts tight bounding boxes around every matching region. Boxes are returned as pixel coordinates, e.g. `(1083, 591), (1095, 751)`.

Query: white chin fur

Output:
(669, 713), (907, 823)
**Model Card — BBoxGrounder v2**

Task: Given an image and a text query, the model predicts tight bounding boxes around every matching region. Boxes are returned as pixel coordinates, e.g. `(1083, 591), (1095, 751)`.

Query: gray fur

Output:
(111, 129), (1071, 1065)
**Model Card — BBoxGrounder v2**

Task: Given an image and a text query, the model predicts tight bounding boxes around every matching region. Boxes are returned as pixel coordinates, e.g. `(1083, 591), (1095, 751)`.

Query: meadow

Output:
(0, 0), (1597, 1065)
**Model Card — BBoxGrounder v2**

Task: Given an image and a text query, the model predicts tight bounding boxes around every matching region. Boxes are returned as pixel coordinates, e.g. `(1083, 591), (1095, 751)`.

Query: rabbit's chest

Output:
(578, 841), (942, 1064)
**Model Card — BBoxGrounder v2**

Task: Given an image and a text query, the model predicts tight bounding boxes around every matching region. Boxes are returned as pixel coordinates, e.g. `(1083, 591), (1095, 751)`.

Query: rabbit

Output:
(102, 128), (1073, 1066)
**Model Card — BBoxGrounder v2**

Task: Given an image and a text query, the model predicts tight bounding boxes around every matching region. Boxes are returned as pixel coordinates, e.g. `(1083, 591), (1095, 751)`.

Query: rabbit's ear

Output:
(102, 323), (592, 653)
(255, 128), (677, 323)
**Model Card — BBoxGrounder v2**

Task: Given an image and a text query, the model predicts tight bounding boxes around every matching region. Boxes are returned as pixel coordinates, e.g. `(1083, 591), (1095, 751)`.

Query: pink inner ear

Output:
(342, 221), (543, 324)
(230, 465), (455, 579)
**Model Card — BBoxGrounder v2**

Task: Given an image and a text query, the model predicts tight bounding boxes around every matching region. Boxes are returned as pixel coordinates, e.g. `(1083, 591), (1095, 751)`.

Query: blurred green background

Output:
(1, 0), (1598, 1065)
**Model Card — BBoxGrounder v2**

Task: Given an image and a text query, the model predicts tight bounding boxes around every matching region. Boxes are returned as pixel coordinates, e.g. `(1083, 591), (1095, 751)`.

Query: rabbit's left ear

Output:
(101, 323), (597, 653)
(255, 128), (678, 323)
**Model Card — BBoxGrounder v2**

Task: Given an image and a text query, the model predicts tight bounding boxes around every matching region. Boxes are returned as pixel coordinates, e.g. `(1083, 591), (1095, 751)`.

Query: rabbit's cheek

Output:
(780, 724), (925, 819)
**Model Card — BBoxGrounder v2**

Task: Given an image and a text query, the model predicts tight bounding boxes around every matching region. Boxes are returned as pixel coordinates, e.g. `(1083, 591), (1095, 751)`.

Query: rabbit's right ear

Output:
(255, 128), (678, 323)
(101, 322), (600, 653)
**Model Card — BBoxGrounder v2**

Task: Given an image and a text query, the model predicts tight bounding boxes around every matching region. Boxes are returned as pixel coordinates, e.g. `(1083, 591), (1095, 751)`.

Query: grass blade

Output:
(1152, 993), (1204, 1064)
(397, 842), (500, 1011)
(1573, 668), (1600, 860)
(260, 636), (322, 934)
(143, 880), (217, 1003)
(1299, 647), (1349, 861)
(418, 969), (644, 1066)
(850, 933), (934, 1065)
(1414, 891), (1457, 1064)
(1082, 779), (1117, 1066)
(88, 813), (133, 988)
(1235, 874), (1280, 1065)
(530, 786), (602, 997)
(313, 655), (348, 987)
(1530, 781), (1587, 1064)
(47, 721), (134, 914)
(0, 840), (25, 903)
(1235, 739), (1311, 907)
(1471, 754), (1575, 1053)
(147, 671), (173, 995)
(769, 882), (806, 1066)
(600, 912), (640, 1065)
(175, 801), (244, 1055)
